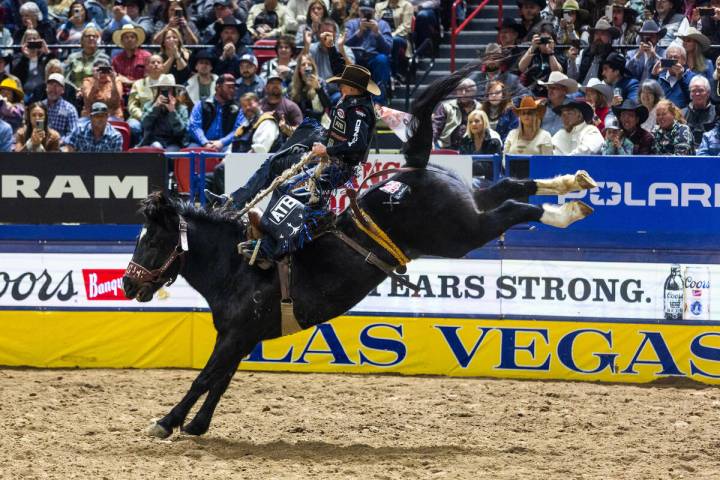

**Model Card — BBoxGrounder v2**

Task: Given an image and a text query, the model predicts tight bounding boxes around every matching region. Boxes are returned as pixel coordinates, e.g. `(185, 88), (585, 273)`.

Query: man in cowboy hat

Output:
(537, 70), (578, 134)
(609, 0), (639, 46)
(653, 0), (685, 47)
(570, 18), (620, 86)
(517, 0), (546, 42)
(554, 0), (589, 47)
(211, 16), (251, 76)
(551, 97), (604, 155)
(600, 52), (638, 103)
(626, 19), (667, 82)
(111, 23), (151, 95)
(138, 78), (189, 150)
(497, 18), (526, 71)
(613, 98), (653, 154)
(468, 43), (530, 99)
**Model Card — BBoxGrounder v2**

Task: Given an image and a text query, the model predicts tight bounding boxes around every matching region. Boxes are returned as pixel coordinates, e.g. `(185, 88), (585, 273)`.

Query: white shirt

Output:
(251, 118), (280, 153)
(552, 122), (604, 155)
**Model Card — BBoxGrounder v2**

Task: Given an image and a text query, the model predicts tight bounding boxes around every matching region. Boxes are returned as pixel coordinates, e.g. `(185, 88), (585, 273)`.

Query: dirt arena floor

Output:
(1, 369), (719, 480)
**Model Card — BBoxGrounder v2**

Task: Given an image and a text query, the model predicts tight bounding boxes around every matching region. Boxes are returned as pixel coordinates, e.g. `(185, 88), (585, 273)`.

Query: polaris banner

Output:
(0, 153), (166, 224)
(510, 154), (720, 249)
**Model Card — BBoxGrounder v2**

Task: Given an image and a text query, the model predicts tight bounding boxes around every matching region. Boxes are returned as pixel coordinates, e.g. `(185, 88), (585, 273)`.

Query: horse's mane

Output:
(402, 62), (482, 169)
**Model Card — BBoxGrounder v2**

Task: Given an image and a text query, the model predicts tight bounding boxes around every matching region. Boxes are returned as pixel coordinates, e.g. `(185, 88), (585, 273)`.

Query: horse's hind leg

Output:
(535, 170), (597, 195)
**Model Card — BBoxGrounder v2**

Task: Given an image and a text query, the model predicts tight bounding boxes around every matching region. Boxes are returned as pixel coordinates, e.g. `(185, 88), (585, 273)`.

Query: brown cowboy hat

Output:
(327, 64), (380, 96)
(512, 95), (546, 119)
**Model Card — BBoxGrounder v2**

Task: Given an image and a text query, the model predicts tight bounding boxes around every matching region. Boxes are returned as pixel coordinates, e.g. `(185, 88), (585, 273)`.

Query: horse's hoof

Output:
(147, 422), (172, 439)
(575, 200), (594, 216)
(540, 201), (593, 228)
(181, 421), (208, 436)
(575, 170), (597, 190)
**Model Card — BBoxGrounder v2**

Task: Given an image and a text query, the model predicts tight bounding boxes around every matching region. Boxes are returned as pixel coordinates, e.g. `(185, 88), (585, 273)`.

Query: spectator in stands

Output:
(260, 34), (297, 86)
(65, 26), (109, 87)
(497, 18), (526, 72)
(344, 0), (393, 104)
(600, 53), (638, 105)
(330, 0), (352, 28)
(571, 18), (619, 86)
(551, 97), (604, 155)
(198, 0), (248, 43)
(553, 0), (588, 47)
(14, 2), (55, 45)
(0, 77), (24, 130)
(123, 0), (153, 39)
(432, 78), (479, 150)
(538, 70), (578, 135)
(639, 78), (664, 131)
(375, 0), (413, 78)
(600, 113), (634, 155)
(610, 0), (639, 46)
(42, 72), (78, 140)
(698, 3), (720, 59)
(127, 54), (173, 144)
(0, 117), (11, 151)
(0, 51), (20, 86)
(187, 73), (244, 150)
(85, 0), (111, 28)
(654, 0), (685, 47)
(306, 20), (353, 103)
(651, 45), (695, 109)
(613, 98), (654, 155)
(63, 101), (123, 152)
(517, 31), (566, 97)
(158, 27), (191, 85)
(12, 28), (53, 101)
(79, 59), (124, 119)
(15, 101), (61, 151)
(458, 109), (502, 172)
(111, 24), (151, 95)
(697, 114), (720, 155)
(683, 75), (716, 147)
(290, 54), (331, 123)
(295, 0), (330, 46)
(235, 53), (266, 100)
(653, 99), (695, 154)
(626, 20), (667, 83)
(504, 95), (553, 155)
(678, 27), (714, 87)
(138, 79), (188, 150)
(286, 0), (315, 34)
(518, 0), (544, 42)
(471, 43), (530, 100)
(482, 80), (519, 143)
(582, 78), (613, 132)
(232, 92), (280, 152)
(152, 0), (199, 45)
(247, 0), (290, 40)
(210, 16), (250, 76)
(101, 0), (135, 44)
(186, 49), (217, 105)
(260, 73), (303, 128)
(27, 59), (77, 104)
(408, 0), (440, 57)
(56, 1), (91, 44)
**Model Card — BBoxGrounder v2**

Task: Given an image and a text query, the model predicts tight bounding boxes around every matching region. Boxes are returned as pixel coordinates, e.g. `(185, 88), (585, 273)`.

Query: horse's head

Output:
(123, 191), (187, 302)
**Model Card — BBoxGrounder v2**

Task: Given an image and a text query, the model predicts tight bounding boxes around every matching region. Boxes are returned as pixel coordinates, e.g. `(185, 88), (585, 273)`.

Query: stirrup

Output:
(238, 239), (273, 270)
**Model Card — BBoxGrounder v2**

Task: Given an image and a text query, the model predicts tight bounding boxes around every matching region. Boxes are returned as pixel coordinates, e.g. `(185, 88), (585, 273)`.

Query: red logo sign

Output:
(82, 269), (128, 300)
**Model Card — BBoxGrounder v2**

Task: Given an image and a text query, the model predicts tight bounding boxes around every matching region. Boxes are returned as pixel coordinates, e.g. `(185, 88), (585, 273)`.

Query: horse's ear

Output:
(140, 190), (176, 225)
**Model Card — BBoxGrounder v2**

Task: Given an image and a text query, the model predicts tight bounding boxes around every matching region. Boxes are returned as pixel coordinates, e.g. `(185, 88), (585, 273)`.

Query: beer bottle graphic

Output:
(663, 264), (683, 320)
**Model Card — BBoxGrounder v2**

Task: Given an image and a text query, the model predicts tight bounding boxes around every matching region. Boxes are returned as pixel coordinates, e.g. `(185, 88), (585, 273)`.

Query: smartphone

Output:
(539, 37), (550, 44)
(363, 11), (373, 21)
(27, 40), (42, 49)
(661, 58), (676, 68)
(35, 119), (43, 130)
(98, 66), (113, 74)
(614, 88), (622, 98)
(699, 7), (715, 16)
(563, 12), (572, 22)
(160, 89), (170, 97)
(605, 5), (613, 19)
(174, 9), (184, 18)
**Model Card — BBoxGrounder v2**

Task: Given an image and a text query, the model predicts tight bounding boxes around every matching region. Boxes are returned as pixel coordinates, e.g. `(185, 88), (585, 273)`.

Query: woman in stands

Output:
(581, 78), (613, 133)
(152, 0), (199, 45)
(652, 99), (694, 155)
(15, 102), (61, 152)
(260, 34), (297, 87)
(639, 79), (664, 131)
(290, 53), (331, 123)
(295, 0), (330, 46)
(503, 95), (553, 155)
(158, 27), (191, 85)
(481, 80), (518, 143)
(678, 28), (713, 84)
(459, 108), (502, 187)
(56, 1), (92, 45)
(12, 29), (54, 102)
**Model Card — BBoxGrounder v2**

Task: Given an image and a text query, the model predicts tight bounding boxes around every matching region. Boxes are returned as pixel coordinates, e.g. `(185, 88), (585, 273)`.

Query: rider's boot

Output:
(238, 208), (274, 269)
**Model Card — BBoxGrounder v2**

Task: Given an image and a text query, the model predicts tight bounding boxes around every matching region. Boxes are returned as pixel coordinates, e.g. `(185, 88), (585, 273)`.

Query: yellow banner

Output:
(2, 311), (719, 384)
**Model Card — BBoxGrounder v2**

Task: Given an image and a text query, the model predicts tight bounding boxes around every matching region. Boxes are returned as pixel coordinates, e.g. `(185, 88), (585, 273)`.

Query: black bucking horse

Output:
(123, 63), (597, 438)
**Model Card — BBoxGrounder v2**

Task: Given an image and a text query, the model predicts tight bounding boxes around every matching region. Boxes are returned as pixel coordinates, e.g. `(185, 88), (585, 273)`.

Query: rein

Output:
(125, 216), (189, 287)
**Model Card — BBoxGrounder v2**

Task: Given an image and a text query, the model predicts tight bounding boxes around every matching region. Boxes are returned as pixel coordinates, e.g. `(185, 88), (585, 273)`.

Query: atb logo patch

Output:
(269, 195), (303, 225)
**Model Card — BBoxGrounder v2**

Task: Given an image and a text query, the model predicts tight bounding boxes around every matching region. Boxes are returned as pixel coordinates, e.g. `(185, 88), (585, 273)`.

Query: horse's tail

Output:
(402, 62), (481, 169)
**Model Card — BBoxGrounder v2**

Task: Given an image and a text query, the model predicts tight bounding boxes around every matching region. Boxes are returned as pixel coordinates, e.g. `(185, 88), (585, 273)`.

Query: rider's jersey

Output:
(326, 94), (376, 166)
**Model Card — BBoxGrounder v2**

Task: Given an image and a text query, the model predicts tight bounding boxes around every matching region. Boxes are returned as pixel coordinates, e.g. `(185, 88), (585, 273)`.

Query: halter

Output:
(125, 216), (189, 287)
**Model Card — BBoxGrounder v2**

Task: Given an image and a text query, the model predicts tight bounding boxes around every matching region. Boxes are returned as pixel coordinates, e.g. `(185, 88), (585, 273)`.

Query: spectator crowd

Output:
(431, 0), (720, 167)
(0, 0), (444, 152)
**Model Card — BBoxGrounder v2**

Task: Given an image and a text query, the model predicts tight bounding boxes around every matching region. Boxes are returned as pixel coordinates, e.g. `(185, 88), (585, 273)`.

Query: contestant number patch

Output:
(333, 118), (346, 133)
(380, 180), (410, 200)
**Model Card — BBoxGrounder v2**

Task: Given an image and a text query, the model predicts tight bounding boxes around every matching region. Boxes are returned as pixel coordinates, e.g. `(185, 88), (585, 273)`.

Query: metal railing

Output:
(450, 0), (503, 72)
(164, 150), (227, 206)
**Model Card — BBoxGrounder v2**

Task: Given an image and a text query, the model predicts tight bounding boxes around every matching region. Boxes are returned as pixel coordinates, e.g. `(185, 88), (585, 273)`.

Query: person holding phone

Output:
(304, 20), (353, 103)
(626, 19), (667, 82)
(247, 0), (291, 40)
(290, 53), (332, 123)
(152, 0), (199, 45)
(517, 31), (565, 97)
(138, 78), (188, 150)
(15, 102), (61, 152)
(12, 28), (52, 100)
(79, 59), (125, 119)
(651, 44), (696, 108)
(553, 0), (589, 47)
(343, 0), (392, 104)
(13, 2), (55, 46)
(56, 1), (91, 45)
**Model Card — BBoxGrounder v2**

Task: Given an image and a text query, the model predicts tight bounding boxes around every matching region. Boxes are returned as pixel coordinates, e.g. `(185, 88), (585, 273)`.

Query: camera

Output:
(303, 67), (313, 76)
(539, 37), (551, 45)
(699, 7), (715, 16)
(174, 9), (184, 18)
(363, 10), (373, 21)
(35, 120), (43, 130)
(98, 66), (113, 74)
(660, 58), (676, 68)
(563, 12), (572, 22)
(159, 88), (170, 97)
(72, 8), (82, 16)
(27, 40), (42, 49)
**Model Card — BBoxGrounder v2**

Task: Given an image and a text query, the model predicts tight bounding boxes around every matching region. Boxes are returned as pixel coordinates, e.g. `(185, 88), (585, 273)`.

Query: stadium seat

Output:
(128, 146), (165, 153)
(175, 147), (224, 193)
(109, 120), (131, 151)
(431, 149), (460, 155)
(253, 39), (277, 67)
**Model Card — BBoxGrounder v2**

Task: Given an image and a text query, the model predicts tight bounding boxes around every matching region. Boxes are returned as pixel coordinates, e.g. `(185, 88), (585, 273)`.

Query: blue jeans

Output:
(414, 8), (440, 57)
(391, 36), (408, 76)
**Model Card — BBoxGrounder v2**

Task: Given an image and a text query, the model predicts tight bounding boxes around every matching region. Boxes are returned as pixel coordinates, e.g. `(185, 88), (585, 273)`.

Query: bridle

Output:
(124, 216), (189, 287)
